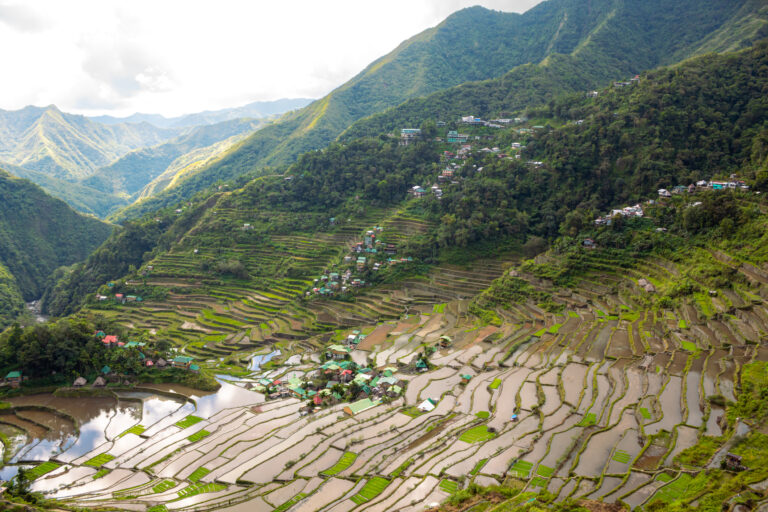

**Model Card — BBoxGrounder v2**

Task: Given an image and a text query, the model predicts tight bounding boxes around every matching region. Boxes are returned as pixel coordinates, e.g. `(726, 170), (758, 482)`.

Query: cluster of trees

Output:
(0, 316), (164, 383)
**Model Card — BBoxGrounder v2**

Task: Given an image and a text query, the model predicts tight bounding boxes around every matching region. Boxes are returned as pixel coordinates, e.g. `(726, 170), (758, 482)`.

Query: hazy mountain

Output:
(89, 98), (313, 129)
(81, 118), (264, 200)
(112, 0), (766, 222)
(0, 105), (179, 181)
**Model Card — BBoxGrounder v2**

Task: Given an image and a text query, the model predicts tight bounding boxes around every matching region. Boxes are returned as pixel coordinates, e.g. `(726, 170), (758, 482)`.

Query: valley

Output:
(1, 2), (768, 511)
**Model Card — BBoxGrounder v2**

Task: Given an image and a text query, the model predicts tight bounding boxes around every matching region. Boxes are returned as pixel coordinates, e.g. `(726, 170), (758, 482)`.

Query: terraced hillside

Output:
(83, 197), (514, 370)
(4, 245), (764, 510)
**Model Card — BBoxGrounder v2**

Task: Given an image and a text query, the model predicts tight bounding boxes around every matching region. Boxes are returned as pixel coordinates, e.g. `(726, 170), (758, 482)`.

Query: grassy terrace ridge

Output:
(187, 429), (211, 442)
(188, 466), (210, 483)
(175, 415), (203, 429)
(321, 452), (357, 476)
(175, 481), (227, 499)
(83, 453), (115, 467)
(350, 476), (390, 504)
(25, 461), (61, 480)
(459, 425), (496, 443)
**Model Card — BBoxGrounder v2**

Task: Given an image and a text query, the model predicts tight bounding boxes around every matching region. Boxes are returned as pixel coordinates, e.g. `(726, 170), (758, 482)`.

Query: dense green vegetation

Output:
(342, 0), (767, 140)
(42, 196), (215, 316)
(0, 170), (113, 326)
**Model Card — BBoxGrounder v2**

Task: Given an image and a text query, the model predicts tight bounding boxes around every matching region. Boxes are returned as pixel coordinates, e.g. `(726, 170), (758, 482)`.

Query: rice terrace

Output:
(4, 190), (768, 511)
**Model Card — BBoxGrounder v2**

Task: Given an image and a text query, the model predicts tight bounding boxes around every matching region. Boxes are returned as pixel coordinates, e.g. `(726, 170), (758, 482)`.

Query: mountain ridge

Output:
(111, 0), (764, 223)
(88, 97), (313, 129)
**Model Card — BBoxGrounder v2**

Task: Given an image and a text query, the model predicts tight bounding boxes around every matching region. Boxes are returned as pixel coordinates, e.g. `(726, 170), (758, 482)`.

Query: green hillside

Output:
(44, 42), (768, 325)
(342, 0), (768, 140)
(82, 118), (263, 200)
(0, 169), (113, 326)
(0, 160), (127, 218)
(111, 0), (765, 223)
(0, 105), (178, 181)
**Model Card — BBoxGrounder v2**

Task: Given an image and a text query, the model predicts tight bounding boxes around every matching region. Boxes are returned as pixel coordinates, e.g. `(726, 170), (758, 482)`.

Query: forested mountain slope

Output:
(342, 0), (768, 139)
(0, 160), (124, 218)
(111, 0), (766, 223)
(44, 41), (768, 317)
(0, 170), (113, 326)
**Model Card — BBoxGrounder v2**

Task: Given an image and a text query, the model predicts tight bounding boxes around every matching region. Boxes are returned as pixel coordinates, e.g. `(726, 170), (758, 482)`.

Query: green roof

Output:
(461, 374), (472, 380)
(346, 398), (380, 415)
(101, 365), (111, 374)
(173, 356), (194, 364)
(416, 359), (428, 368)
(328, 344), (349, 352)
(5, 370), (21, 379)
(390, 385), (402, 395)
(189, 364), (200, 371)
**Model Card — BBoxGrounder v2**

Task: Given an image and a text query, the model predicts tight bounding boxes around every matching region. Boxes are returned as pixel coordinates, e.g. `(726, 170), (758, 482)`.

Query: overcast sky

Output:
(0, 0), (542, 117)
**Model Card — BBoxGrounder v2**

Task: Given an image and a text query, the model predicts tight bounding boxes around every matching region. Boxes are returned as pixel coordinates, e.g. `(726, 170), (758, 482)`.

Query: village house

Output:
(327, 344), (350, 360)
(418, 398), (437, 412)
(399, 128), (421, 146)
(343, 398), (380, 416)
(446, 131), (469, 144)
(172, 356), (194, 369)
(5, 371), (21, 388)
(73, 376), (87, 387)
(411, 185), (426, 198)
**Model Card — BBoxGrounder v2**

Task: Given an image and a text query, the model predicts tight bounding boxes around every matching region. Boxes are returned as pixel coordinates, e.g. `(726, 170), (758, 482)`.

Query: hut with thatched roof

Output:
(73, 376), (87, 387)
(93, 376), (106, 388)
(156, 358), (167, 369)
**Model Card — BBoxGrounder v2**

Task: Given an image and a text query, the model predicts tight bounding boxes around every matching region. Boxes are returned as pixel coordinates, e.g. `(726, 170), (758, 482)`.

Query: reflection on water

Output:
(249, 350), (281, 371)
(0, 464), (29, 482)
(149, 380), (262, 418)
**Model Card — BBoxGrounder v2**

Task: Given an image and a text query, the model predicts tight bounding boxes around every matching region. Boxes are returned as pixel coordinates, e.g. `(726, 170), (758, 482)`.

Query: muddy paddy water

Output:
(4, 390), (191, 467)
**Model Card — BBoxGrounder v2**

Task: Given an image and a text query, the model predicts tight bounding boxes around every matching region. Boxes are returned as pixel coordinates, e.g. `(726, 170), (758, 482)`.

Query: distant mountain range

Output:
(112, 0), (768, 222)
(0, 105), (178, 181)
(89, 98), (312, 129)
(0, 99), (311, 217)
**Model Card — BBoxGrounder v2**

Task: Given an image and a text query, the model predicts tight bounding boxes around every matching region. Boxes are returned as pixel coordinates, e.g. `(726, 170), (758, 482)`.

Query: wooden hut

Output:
(73, 376), (87, 387)
(93, 376), (106, 388)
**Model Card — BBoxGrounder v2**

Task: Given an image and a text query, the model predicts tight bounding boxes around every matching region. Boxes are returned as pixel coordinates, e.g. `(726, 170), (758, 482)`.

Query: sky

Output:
(0, 0), (542, 117)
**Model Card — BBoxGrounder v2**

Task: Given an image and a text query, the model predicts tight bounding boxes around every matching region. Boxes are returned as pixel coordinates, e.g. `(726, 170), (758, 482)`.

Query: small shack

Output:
(418, 398), (437, 412)
(5, 371), (21, 388)
(73, 376), (87, 387)
(343, 398), (380, 416)
(156, 358), (167, 369)
(93, 376), (106, 388)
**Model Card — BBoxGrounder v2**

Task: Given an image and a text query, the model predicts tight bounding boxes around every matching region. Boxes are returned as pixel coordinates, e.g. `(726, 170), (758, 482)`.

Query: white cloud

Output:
(0, 0), (543, 116)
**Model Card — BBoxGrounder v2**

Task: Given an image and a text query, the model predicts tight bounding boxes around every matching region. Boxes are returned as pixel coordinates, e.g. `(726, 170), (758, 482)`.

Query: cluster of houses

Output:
(96, 293), (144, 304)
(308, 227), (413, 297)
(95, 331), (199, 370)
(613, 75), (641, 88)
(594, 204), (644, 226)
(258, 342), (406, 415)
(658, 179), (749, 197)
